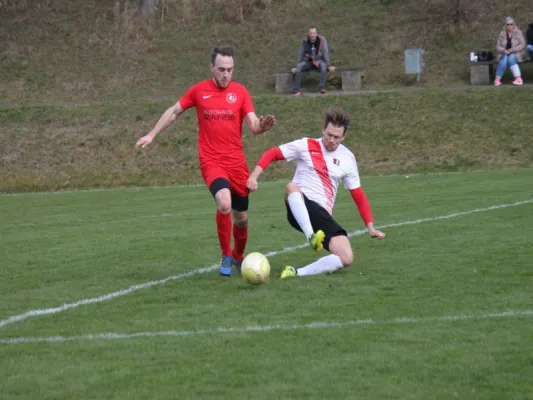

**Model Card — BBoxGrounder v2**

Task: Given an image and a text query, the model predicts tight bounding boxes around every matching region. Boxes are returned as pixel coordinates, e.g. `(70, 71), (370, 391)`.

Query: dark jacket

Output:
(527, 23), (533, 45)
(297, 35), (330, 67)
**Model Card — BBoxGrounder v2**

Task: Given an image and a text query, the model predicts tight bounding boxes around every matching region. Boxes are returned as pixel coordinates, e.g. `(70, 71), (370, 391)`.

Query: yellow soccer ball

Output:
(241, 252), (270, 285)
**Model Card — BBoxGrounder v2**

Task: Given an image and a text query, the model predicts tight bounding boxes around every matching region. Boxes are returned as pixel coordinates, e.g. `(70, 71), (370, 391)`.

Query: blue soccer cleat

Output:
(219, 255), (233, 276)
(233, 258), (243, 273)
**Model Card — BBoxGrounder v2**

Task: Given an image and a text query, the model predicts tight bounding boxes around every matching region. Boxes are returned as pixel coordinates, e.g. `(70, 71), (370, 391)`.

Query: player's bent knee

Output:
(285, 182), (301, 196)
(234, 219), (248, 228)
(216, 197), (232, 214)
(335, 246), (354, 267)
(210, 179), (232, 214)
(232, 210), (248, 227)
(217, 204), (231, 214)
(339, 252), (354, 267)
(329, 235), (354, 267)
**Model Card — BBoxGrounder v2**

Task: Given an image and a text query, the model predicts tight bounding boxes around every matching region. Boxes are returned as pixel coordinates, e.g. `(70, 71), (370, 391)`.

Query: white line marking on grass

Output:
(0, 265), (219, 329)
(377, 199), (533, 230)
(1, 310), (531, 344)
(266, 199), (533, 256)
(1, 198), (531, 330)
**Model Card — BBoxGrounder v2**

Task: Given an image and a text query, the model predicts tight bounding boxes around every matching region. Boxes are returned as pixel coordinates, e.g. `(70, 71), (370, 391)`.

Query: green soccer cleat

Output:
(280, 266), (297, 279)
(309, 230), (325, 252)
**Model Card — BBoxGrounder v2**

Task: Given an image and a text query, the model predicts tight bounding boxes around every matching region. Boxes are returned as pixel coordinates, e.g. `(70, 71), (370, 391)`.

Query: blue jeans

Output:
(528, 44), (533, 59)
(293, 60), (327, 91)
(496, 53), (518, 78)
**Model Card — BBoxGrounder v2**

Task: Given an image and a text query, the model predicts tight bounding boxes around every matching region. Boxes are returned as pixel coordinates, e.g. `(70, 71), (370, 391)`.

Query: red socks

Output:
(232, 224), (248, 262)
(216, 211), (232, 257)
(216, 211), (248, 260)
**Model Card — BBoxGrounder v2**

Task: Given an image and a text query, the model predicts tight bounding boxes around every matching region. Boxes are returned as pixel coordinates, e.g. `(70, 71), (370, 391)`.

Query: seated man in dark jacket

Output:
(526, 24), (533, 60)
(291, 27), (335, 95)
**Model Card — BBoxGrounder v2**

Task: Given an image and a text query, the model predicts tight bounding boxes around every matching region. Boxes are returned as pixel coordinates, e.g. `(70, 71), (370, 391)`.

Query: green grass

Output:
(2, 88), (533, 192)
(1, 169), (533, 399)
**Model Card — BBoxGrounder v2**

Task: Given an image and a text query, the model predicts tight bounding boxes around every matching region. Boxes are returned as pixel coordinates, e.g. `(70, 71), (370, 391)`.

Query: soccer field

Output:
(1, 169), (533, 399)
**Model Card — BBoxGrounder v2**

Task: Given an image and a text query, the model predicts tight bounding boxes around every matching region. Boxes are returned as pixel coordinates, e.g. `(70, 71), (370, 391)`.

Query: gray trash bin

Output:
(404, 48), (424, 81)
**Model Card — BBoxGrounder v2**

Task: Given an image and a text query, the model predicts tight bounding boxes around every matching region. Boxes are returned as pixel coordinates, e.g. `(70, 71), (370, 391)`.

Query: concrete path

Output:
(1, 84), (533, 110)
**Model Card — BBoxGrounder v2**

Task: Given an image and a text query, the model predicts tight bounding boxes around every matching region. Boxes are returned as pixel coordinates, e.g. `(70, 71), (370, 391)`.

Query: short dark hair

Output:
(324, 107), (350, 135)
(211, 45), (235, 65)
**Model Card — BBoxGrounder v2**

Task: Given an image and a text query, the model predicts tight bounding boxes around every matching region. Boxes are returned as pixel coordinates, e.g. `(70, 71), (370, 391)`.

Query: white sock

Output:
(287, 192), (314, 238)
(510, 64), (521, 77)
(297, 254), (343, 276)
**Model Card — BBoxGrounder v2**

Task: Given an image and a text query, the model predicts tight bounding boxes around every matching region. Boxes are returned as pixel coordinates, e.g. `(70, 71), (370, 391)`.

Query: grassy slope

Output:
(1, 87), (532, 192)
(1, 1), (533, 192)
(2, 0), (533, 104)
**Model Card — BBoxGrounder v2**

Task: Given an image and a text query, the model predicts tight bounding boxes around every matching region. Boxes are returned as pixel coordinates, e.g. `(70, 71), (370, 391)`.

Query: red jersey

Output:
(179, 79), (255, 165)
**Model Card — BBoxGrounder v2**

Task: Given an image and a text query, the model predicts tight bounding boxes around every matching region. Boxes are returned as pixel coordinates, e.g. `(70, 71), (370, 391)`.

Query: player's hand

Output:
(258, 115), (276, 133)
(369, 228), (386, 240)
(135, 135), (153, 150)
(328, 66), (336, 72)
(246, 176), (259, 192)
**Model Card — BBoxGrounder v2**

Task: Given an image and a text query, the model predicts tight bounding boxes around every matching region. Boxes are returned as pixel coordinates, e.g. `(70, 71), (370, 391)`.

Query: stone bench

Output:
(470, 59), (532, 85)
(275, 67), (365, 93)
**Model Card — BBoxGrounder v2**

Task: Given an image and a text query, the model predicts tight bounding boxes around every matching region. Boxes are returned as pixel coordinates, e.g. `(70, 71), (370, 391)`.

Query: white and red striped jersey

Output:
(279, 137), (361, 214)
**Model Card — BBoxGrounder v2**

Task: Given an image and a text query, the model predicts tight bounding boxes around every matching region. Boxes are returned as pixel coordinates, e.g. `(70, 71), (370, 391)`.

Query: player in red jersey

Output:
(135, 45), (276, 276)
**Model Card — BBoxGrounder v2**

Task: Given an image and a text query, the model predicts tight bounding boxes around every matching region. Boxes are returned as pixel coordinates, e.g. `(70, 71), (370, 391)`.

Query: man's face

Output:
(322, 123), (345, 152)
(308, 28), (318, 43)
(210, 54), (234, 88)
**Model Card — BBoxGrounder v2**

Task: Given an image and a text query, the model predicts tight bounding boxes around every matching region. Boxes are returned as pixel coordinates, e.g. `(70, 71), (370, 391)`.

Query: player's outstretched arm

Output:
(350, 187), (386, 240)
(246, 165), (264, 192)
(135, 102), (185, 149)
(366, 222), (386, 239)
(244, 112), (276, 135)
(246, 147), (286, 191)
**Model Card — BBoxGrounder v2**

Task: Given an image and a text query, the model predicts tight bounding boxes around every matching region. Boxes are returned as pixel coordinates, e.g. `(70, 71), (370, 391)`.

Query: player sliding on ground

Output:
(246, 107), (385, 278)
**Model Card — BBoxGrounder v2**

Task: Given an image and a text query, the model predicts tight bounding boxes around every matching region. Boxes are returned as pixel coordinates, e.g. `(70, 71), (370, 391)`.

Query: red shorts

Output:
(200, 158), (250, 198)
